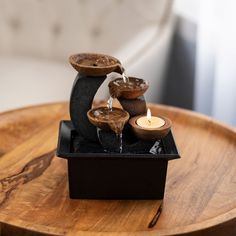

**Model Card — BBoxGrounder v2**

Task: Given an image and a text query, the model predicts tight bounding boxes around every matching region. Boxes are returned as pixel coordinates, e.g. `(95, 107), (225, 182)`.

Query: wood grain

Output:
(0, 102), (235, 236)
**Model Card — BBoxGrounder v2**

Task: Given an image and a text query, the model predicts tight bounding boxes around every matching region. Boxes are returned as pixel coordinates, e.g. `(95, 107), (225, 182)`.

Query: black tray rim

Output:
(56, 120), (181, 161)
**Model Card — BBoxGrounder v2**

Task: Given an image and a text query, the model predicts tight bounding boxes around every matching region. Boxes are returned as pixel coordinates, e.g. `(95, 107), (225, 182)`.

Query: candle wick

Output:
(148, 119), (151, 125)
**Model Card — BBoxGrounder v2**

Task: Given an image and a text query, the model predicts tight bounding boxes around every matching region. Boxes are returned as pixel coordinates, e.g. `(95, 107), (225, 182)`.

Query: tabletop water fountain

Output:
(57, 53), (180, 199)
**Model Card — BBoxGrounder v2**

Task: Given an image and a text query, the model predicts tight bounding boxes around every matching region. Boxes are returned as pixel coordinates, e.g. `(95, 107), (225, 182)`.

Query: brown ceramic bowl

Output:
(87, 107), (130, 134)
(108, 77), (149, 99)
(129, 115), (172, 141)
(69, 53), (124, 76)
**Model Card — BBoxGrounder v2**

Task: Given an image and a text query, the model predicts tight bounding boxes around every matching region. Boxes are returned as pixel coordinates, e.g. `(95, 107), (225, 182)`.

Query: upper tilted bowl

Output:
(69, 53), (124, 76)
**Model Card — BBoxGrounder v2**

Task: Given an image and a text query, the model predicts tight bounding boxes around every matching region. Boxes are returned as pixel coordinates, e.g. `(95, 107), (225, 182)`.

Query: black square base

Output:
(56, 121), (180, 200)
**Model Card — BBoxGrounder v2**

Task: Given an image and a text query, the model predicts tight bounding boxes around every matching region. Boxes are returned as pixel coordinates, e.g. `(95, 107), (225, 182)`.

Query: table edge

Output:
(0, 101), (235, 235)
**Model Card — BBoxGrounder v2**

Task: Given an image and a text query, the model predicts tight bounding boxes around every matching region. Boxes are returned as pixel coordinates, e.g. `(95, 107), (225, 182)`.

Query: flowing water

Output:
(97, 127), (123, 153)
(107, 96), (113, 110)
(118, 133), (123, 153)
(122, 71), (129, 83)
(96, 69), (128, 153)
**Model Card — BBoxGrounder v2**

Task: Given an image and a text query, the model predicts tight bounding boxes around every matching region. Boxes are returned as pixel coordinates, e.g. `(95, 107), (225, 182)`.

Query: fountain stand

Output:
(56, 53), (180, 200)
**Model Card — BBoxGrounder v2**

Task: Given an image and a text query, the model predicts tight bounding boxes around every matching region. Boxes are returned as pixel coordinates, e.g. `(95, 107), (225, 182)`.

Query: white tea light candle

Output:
(136, 109), (165, 129)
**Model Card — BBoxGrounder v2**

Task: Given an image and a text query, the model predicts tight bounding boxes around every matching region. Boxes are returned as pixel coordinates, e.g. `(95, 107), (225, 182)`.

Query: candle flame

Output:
(147, 108), (151, 124)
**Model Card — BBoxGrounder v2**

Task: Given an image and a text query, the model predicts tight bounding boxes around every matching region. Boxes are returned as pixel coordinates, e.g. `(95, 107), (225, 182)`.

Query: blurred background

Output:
(0, 0), (235, 127)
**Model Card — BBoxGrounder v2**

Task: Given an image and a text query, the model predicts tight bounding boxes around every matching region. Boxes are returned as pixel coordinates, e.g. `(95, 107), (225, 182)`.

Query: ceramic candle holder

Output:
(129, 115), (172, 141)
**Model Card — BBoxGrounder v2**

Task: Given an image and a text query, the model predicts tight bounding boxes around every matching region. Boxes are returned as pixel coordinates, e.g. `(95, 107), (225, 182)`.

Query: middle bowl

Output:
(108, 77), (149, 99)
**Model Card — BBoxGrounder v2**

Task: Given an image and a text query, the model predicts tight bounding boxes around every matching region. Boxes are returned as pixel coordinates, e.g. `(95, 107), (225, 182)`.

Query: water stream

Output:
(98, 70), (128, 153)
(97, 127), (123, 153)
(107, 96), (113, 110)
(122, 71), (129, 83)
(118, 133), (123, 153)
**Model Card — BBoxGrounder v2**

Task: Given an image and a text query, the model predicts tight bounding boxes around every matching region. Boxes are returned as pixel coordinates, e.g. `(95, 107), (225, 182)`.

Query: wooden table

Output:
(0, 102), (235, 236)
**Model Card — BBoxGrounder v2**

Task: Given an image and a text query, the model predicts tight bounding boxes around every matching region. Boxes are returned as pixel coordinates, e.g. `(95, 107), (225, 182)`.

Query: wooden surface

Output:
(0, 102), (236, 236)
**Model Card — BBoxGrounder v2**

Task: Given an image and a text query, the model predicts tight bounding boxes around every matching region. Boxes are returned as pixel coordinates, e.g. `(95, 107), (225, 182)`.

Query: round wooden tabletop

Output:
(0, 102), (235, 236)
